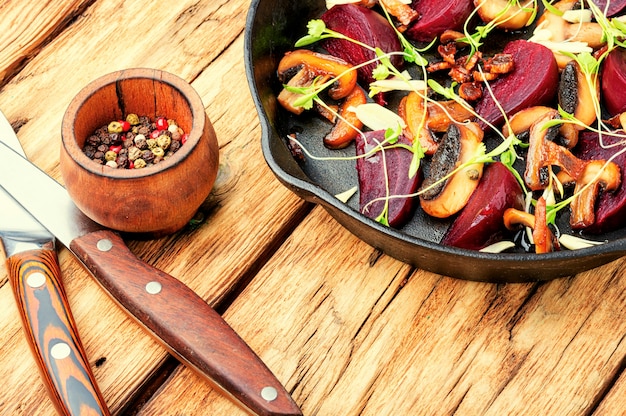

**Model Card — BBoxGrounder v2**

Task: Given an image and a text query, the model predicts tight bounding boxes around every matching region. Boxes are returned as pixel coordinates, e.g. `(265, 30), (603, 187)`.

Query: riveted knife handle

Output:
(6, 248), (110, 416)
(70, 229), (301, 416)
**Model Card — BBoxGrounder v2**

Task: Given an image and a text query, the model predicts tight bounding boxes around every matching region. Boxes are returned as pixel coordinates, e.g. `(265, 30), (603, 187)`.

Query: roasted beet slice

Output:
(601, 47), (626, 116)
(441, 162), (524, 250)
(405, 0), (474, 42)
(474, 40), (559, 130)
(321, 4), (403, 85)
(589, 0), (626, 16)
(356, 130), (421, 227)
(571, 131), (626, 234)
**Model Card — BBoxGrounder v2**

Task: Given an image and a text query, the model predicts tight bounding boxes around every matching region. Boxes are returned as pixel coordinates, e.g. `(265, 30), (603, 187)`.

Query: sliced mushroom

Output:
(557, 160), (621, 229)
(277, 49), (358, 114)
(503, 106), (553, 138)
(524, 109), (588, 190)
(503, 197), (559, 253)
(531, 0), (604, 68)
(503, 105), (579, 148)
(503, 206), (536, 230)
(398, 91), (439, 155)
(379, 0), (420, 27)
(439, 29), (468, 45)
(558, 59), (600, 131)
(278, 70), (330, 115)
(323, 85), (367, 149)
(532, 197), (557, 254)
(426, 100), (474, 132)
(419, 122), (484, 218)
(473, 0), (537, 30)
(314, 101), (339, 123)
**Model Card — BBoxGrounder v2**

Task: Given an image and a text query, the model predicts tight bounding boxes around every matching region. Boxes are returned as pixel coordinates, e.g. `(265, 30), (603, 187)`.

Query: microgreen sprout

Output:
(540, 0), (562, 17)
(280, 0), (626, 252)
(377, 2), (432, 66)
(462, 0), (538, 56)
(295, 19), (372, 50)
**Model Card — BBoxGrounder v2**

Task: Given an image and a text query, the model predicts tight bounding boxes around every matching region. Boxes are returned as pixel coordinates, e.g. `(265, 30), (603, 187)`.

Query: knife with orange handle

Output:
(0, 113), (302, 416)
(0, 114), (110, 415)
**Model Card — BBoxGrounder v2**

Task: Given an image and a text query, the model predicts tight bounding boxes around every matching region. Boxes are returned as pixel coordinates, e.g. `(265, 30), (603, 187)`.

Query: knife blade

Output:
(0, 114), (110, 415)
(0, 131), (301, 415)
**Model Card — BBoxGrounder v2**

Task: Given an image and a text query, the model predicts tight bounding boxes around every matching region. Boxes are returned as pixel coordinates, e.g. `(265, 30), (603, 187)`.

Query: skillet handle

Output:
(5, 248), (110, 416)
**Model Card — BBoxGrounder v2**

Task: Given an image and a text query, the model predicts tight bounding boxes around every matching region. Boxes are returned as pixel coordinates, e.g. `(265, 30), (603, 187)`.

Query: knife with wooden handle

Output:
(0, 114), (110, 415)
(0, 121), (301, 415)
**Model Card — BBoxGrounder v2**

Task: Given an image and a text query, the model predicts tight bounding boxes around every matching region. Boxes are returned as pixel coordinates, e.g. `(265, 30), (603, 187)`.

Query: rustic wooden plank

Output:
(136, 205), (417, 415)
(594, 369), (626, 415)
(137, 203), (626, 415)
(0, 0), (93, 83)
(0, 0), (249, 169)
(461, 263), (626, 416)
(0, 0), (312, 414)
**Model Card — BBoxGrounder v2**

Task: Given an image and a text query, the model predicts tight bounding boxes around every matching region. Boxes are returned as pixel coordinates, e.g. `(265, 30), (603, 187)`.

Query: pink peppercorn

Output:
(119, 120), (131, 132)
(109, 144), (122, 153)
(181, 133), (189, 144)
(156, 117), (168, 131)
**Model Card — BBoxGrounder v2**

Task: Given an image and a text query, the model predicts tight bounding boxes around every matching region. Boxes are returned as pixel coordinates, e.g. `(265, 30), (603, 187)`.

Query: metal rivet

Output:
(50, 342), (71, 360)
(26, 272), (46, 288)
(145, 281), (162, 295)
(261, 386), (278, 402)
(96, 239), (113, 252)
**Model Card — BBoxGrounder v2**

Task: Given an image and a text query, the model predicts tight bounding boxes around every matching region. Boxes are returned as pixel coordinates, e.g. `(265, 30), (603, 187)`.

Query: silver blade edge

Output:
(0, 112), (58, 257)
(0, 140), (103, 248)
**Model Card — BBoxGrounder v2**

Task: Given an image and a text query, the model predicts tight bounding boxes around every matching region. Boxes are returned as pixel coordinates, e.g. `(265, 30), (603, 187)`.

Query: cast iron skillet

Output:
(244, 0), (626, 282)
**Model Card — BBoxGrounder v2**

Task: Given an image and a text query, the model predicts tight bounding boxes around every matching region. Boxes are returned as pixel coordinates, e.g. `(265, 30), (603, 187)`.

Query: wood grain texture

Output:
(138, 206), (626, 415)
(0, 0), (307, 414)
(0, 0), (624, 414)
(6, 249), (109, 416)
(0, 0), (92, 83)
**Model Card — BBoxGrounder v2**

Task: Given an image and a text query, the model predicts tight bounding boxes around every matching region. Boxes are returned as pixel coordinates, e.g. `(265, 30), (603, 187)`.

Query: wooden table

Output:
(0, 1), (625, 415)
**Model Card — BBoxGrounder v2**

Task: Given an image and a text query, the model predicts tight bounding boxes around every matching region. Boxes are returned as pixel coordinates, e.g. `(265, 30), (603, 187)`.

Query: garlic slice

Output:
(559, 234), (606, 250)
(335, 186), (358, 203)
(349, 103), (406, 132)
(480, 241), (516, 253)
(562, 9), (593, 24)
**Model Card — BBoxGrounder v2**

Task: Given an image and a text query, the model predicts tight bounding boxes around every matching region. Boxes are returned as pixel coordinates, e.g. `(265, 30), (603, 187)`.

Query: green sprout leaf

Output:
(541, 0), (563, 16)
(409, 141), (425, 179)
(427, 79), (458, 100)
(284, 85), (317, 110)
(384, 124), (402, 144)
(307, 19), (326, 38)
(294, 20), (327, 47)
(372, 64), (390, 81)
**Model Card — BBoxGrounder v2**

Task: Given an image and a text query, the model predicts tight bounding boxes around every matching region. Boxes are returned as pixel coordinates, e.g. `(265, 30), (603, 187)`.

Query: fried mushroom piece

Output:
(557, 160), (621, 229)
(277, 49), (358, 114)
(524, 109), (588, 190)
(474, 0), (536, 30)
(419, 122), (484, 218)
(503, 106), (579, 148)
(523, 109), (621, 230)
(531, 0), (605, 68)
(503, 197), (559, 253)
(558, 59), (599, 135)
(323, 85), (367, 149)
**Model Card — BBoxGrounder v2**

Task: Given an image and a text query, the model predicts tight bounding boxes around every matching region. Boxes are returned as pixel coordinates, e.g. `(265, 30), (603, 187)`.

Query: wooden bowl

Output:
(60, 68), (219, 235)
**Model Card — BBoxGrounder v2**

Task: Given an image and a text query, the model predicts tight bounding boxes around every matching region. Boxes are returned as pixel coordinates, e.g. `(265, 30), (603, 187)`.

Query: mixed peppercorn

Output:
(82, 114), (187, 169)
